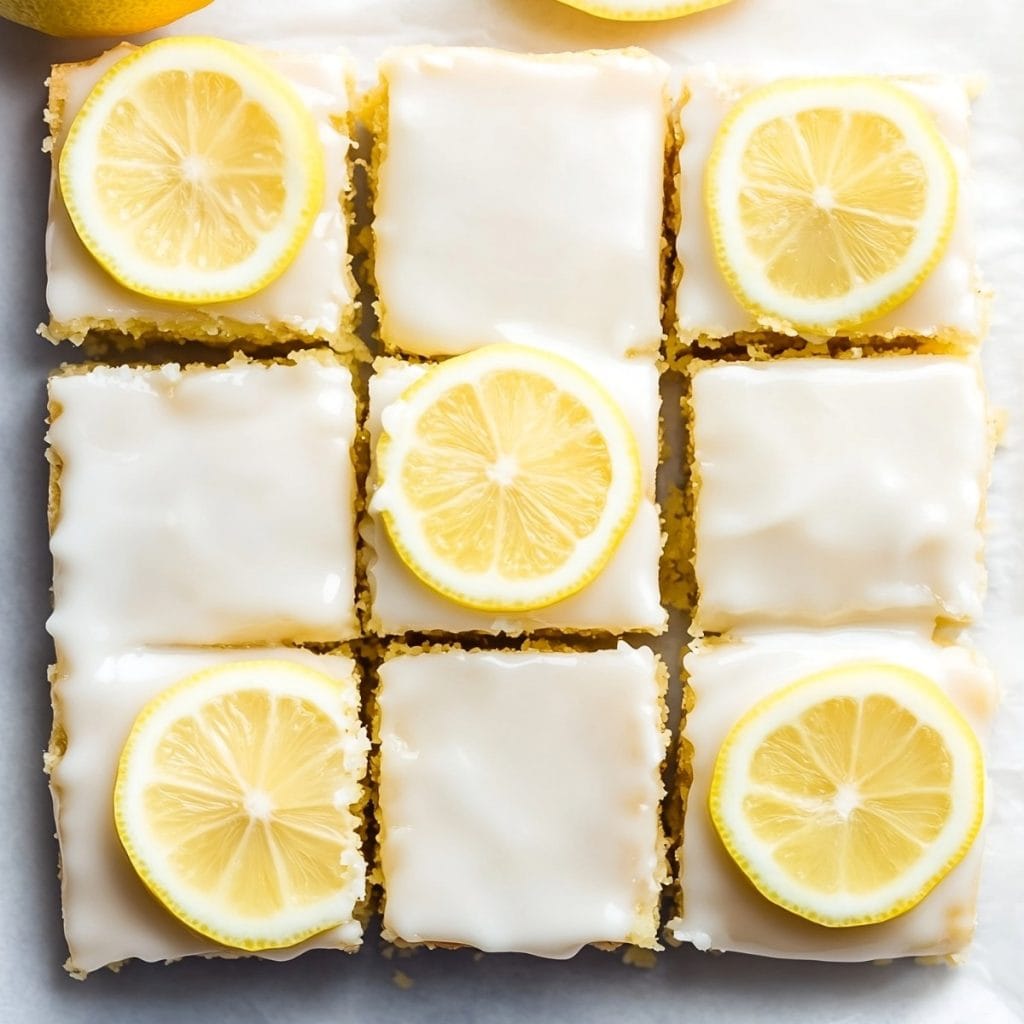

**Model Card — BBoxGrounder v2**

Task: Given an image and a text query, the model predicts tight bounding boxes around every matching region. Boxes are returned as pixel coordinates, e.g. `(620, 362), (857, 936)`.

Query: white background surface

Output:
(1, 1), (1022, 1021)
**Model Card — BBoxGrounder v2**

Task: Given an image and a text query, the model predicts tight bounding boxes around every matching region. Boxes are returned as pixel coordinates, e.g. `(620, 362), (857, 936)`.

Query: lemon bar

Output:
(368, 46), (669, 360)
(48, 647), (368, 976)
(670, 629), (997, 961)
(43, 43), (360, 353)
(689, 356), (992, 634)
(673, 67), (985, 355)
(363, 352), (666, 636)
(47, 352), (359, 650)
(376, 643), (668, 956)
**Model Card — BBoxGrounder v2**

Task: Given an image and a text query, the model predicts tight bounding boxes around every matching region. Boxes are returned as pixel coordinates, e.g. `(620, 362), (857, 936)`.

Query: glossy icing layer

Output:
(676, 68), (983, 344)
(51, 647), (367, 975)
(45, 44), (356, 345)
(670, 629), (998, 961)
(691, 357), (989, 632)
(48, 356), (359, 651)
(377, 643), (667, 956)
(363, 350), (666, 634)
(373, 46), (668, 359)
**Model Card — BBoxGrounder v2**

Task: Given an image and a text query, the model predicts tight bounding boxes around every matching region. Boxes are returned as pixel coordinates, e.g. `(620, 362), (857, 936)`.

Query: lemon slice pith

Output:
(59, 37), (324, 304)
(706, 77), (958, 334)
(554, 0), (733, 21)
(114, 661), (367, 951)
(710, 663), (984, 928)
(373, 344), (642, 612)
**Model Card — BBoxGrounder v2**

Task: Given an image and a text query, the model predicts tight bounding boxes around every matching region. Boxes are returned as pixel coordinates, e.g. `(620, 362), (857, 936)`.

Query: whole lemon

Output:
(0, 0), (213, 37)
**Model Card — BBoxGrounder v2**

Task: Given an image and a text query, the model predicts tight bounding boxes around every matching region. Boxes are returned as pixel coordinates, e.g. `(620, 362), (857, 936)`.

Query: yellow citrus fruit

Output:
(114, 660), (368, 951)
(710, 663), (985, 928)
(706, 77), (957, 334)
(554, 0), (733, 20)
(373, 344), (642, 612)
(59, 36), (324, 304)
(0, 0), (212, 37)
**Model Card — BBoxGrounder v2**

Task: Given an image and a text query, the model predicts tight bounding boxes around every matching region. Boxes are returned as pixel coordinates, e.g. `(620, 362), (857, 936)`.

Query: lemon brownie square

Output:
(688, 356), (992, 634)
(376, 643), (669, 956)
(48, 647), (368, 975)
(367, 46), (669, 360)
(673, 68), (985, 357)
(362, 349), (666, 636)
(43, 42), (361, 354)
(669, 629), (997, 961)
(47, 352), (359, 650)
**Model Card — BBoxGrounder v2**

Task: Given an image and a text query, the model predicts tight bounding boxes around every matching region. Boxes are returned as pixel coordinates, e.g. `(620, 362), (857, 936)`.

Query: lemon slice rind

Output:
(373, 344), (642, 613)
(706, 77), (958, 335)
(709, 662), (984, 928)
(114, 660), (365, 952)
(59, 36), (324, 305)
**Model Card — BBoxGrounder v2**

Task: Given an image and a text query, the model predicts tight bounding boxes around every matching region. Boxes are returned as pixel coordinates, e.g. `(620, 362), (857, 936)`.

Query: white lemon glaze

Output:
(48, 357), (359, 651)
(45, 44), (356, 345)
(670, 628), (998, 961)
(373, 46), (668, 359)
(676, 67), (983, 344)
(51, 647), (367, 976)
(363, 350), (666, 634)
(691, 356), (990, 633)
(378, 643), (666, 956)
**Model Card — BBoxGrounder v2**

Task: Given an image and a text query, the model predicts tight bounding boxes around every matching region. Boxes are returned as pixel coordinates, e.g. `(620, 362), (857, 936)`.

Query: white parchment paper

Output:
(0, 1), (1020, 1021)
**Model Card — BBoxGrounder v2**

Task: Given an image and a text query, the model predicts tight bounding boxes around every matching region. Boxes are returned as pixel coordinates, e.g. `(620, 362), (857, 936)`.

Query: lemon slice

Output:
(59, 37), (324, 304)
(706, 77), (958, 334)
(114, 660), (367, 951)
(554, 0), (733, 20)
(1, 0), (211, 36)
(710, 663), (984, 928)
(373, 344), (641, 612)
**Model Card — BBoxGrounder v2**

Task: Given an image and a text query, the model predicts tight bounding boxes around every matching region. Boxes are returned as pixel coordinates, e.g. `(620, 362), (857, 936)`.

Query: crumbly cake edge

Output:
(664, 79), (688, 374)
(665, 643), (695, 940)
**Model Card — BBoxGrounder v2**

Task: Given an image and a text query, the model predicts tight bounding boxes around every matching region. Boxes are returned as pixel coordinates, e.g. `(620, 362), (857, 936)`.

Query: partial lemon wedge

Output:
(710, 663), (984, 928)
(1, 0), (211, 36)
(554, 0), (733, 21)
(59, 37), (324, 304)
(114, 660), (367, 951)
(706, 77), (958, 334)
(373, 344), (641, 612)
